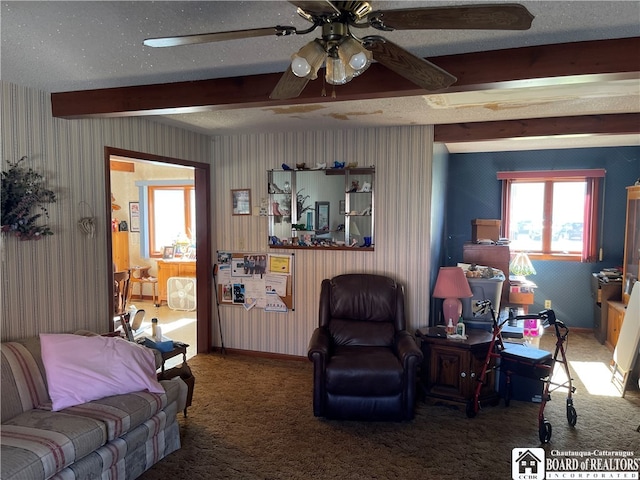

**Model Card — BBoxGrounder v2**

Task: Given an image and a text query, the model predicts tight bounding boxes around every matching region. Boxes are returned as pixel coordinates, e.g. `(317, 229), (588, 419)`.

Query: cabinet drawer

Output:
(179, 264), (197, 276)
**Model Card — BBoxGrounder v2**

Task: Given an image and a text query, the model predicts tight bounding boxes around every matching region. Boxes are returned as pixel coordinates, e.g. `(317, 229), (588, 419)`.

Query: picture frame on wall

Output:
(232, 189), (251, 216)
(129, 202), (140, 232)
(315, 201), (330, 231)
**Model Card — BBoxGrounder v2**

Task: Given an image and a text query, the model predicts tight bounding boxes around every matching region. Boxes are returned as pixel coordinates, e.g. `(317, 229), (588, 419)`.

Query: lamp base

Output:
(442, 298), (462, 326)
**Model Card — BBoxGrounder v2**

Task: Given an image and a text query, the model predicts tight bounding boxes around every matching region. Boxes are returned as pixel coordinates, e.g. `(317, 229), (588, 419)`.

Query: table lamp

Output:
(433, 266), (473, 325)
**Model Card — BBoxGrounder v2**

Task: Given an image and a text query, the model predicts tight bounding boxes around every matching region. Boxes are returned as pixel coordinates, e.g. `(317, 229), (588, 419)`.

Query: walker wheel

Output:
(567, 405), (577, 426)
(466, 400), (478, 418)
(539, 419), (552, 443)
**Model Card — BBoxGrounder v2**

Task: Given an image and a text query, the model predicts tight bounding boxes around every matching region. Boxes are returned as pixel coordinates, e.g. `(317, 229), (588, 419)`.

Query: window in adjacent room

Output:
(498, 169), (605, 261)
(148, 185), (195, 257)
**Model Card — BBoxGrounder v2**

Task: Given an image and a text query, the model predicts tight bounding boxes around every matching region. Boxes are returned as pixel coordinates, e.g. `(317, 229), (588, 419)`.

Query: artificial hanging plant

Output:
(1, 156), (56, 240)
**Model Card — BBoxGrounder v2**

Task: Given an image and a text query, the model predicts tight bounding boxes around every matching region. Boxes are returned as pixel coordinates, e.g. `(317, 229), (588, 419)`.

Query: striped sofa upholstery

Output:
(1, 337), (186, 480)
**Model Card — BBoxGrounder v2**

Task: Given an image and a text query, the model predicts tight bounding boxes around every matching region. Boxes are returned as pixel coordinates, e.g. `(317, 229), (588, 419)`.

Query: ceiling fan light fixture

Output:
(326, 54), (353, 85)
(338, 37), (372, 77)
(291, 40), (326, 79)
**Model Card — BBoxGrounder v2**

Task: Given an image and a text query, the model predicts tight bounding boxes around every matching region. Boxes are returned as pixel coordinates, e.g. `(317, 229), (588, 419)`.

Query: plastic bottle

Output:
(151, 318), (158, 339)
(456, 316), (466, 337)
(155, 324), (163, 342)
(446, 318), (455, 335)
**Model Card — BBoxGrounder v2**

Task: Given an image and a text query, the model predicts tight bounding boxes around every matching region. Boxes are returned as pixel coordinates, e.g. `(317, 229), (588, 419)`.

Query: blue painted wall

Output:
(430, 143), (449, 325)
(445, 146), (640, 328)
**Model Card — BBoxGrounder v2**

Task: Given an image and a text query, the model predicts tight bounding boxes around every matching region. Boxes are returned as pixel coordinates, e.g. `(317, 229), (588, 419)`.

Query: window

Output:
(148, 185), (195, 257)
(499, 169), (605, 261)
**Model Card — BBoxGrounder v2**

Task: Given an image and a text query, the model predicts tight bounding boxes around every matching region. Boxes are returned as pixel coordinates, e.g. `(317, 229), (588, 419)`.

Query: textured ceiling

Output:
(2, 1), (639, 150)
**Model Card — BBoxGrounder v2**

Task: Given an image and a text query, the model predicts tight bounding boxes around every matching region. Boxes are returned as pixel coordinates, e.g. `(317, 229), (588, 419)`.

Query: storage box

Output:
(510, 291), (534, 304)
(461, 274), (505, 322)
(471, 219), (501, 243)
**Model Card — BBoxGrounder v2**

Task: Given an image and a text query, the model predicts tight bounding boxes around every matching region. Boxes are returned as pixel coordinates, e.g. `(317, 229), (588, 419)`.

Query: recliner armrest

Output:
(395, 330), (423, 364)
(308, 327), (331, 360)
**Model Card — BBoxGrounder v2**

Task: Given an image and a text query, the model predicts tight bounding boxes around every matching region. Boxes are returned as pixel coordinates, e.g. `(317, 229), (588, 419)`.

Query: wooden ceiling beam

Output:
(433, 113), (640, 143)
(51, 37), (640, 119)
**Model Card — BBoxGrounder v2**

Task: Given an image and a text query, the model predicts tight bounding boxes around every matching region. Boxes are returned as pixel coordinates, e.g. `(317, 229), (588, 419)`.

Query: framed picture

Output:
(128, 202), (140, 232)
(232, 189), (251, 216)
(162, 246), (175, 259)
(315, 201), (330, 231)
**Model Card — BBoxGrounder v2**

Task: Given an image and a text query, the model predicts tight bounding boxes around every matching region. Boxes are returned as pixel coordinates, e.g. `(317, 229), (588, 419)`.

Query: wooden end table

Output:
(156, 342), (194, 417)
(415, 327), (499, 412)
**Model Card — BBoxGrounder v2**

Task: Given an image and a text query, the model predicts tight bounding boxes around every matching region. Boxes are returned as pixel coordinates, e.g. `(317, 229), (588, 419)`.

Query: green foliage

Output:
(1, 156), (56, 240)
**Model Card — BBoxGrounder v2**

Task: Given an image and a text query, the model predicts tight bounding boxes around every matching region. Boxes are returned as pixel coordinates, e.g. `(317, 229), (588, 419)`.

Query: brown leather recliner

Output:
(307, 274), (423, 420)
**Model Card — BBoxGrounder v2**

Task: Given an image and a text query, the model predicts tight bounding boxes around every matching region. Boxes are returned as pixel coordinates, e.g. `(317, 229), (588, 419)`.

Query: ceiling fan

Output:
(143, 1), (534, 100)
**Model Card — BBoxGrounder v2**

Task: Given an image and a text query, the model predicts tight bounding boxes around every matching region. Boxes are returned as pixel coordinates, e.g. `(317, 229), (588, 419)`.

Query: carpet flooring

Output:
(140, 330), (640, 480)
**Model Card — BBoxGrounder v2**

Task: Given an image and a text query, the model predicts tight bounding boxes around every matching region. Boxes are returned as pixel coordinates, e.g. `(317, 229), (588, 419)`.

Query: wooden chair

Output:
(129, 265), (159, 306)
(114, 270), (131, 333)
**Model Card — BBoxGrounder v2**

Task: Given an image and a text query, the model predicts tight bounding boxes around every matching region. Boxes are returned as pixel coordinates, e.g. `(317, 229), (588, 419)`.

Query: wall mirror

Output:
(268, 167), (375, 250)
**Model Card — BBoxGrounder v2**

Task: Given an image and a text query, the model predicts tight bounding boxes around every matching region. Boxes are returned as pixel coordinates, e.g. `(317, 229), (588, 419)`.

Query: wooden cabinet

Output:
(463, 243), (510, 307)
(112, 231), (129, 272)
(622, 185), (640, 305)
(591, 273), (622, 344)
(157, 260), (196, 303)
(416, 328), (498, 408)
(606, 301), (626, 350)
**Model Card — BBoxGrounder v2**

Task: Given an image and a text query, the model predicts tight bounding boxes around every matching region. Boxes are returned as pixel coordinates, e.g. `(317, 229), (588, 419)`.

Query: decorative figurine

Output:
(296, 162), (306, 170)
(358, 182), (371, 192)
(269, 183), (284, 194)
(346, 162), (358, 169)
(347, 180), (359, 193)
(333, 161), (345, 169)
(272, 201), (283, 216)
(282, 163), (292, 170)
(313, 162), (327, 170)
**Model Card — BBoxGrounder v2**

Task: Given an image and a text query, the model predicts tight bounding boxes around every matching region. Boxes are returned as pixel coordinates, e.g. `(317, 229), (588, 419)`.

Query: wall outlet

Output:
(544, 299), (552, 309)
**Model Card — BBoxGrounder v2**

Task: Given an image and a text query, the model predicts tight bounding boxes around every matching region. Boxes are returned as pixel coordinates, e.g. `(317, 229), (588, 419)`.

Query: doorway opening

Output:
(105, 147), (211, 356)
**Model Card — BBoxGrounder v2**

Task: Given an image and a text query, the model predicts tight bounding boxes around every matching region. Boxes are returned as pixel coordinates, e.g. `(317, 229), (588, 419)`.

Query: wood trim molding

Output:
(110, 160), (135, 172)
(434, 113), (640, 143)
(51, 37), (640, 119)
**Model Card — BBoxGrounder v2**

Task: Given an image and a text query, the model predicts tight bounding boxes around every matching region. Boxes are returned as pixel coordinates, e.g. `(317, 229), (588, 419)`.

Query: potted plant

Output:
(1, 156), (56, 240)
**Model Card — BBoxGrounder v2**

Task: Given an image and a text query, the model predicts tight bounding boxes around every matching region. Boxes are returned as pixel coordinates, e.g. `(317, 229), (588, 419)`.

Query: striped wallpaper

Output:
(1, 81), (211, 341)
(211, 127), (435, 357)
(2, 81), (437, 357)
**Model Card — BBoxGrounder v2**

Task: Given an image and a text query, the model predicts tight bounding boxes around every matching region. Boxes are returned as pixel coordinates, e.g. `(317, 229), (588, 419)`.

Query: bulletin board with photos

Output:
(215, 251), (294, 311)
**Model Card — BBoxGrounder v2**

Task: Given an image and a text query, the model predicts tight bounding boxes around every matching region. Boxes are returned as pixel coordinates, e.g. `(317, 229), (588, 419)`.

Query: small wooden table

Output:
(415, 327), (499, 412)
(155, 342), (194, 417)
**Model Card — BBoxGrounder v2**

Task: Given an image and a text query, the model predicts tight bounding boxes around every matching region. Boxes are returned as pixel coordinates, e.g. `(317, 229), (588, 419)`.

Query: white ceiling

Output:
(2, 1), (639, 151)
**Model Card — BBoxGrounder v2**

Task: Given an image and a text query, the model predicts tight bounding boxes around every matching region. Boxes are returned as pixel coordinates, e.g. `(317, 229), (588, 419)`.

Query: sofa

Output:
(1, 334), (187, 480)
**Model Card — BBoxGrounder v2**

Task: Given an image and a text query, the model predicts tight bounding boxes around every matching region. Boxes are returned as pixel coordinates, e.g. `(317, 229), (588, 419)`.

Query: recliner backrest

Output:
(319, 274), (406, 346)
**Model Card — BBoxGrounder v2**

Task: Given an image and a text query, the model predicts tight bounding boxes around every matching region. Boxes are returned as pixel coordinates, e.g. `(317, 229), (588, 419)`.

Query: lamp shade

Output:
(433, 267), (473, 299)
(510, 251), (536, 276)
(291, 40), (326, 80)
(433, 267), (473, 325)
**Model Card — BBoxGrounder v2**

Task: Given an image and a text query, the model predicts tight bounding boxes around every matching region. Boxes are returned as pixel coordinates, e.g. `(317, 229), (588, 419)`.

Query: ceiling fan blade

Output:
(270, 67), (311, 100)
(144, 26), (293, 48)
(368, 4), (534, 31)
(363, 37), (457, 92)
(288, 1), (340, 18)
